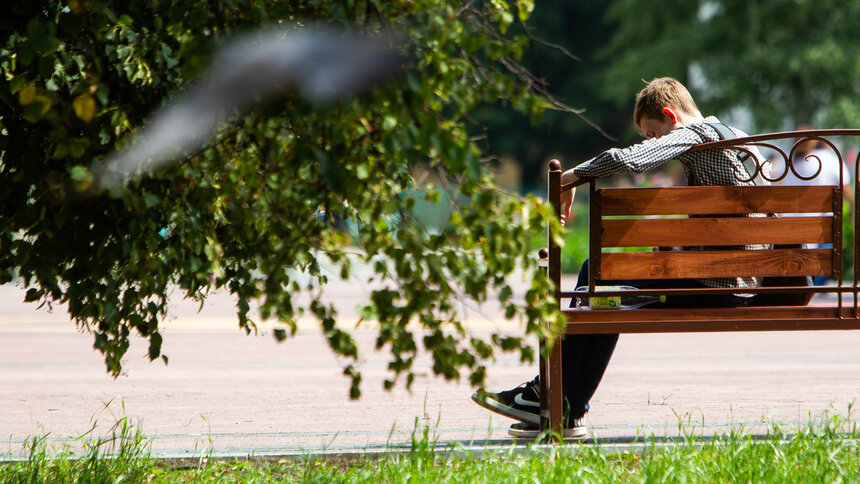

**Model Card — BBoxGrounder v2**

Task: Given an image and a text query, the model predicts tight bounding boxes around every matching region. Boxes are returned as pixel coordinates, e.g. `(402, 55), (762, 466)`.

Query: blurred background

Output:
(474, 0), (860, 193)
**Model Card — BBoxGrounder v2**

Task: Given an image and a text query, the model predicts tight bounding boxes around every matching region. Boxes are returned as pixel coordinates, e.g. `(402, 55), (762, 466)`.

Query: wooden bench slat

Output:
(564, 318), (860, 334)
(564, 305), (840, 322)
(601, 216), (833, 247)
(600, 185), (834, 216)
(599, 248), (831, 279)
(563, 306), (860, 333)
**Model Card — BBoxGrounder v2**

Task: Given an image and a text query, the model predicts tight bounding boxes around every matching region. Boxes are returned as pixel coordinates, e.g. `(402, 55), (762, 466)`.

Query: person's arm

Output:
(571, 127), (702, 178)
(557, 126), (702, 222)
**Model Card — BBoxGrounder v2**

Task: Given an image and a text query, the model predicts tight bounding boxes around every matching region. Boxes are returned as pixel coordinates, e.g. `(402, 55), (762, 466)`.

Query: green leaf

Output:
(26, 19), (57, 54)
(382, 116), (398, 131)
(356, 162), (370, 180)
(516, 0), (535, 21)
(143, 192), (159, 208)
(148, 332), (163, 360)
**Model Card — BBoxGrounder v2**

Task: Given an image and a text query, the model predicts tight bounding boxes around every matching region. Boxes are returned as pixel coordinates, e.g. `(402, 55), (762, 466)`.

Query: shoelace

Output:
(524, 376), (540, 398)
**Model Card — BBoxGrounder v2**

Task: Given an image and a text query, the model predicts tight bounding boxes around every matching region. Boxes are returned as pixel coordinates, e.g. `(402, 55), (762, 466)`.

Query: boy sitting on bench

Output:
(472, 76), (795, 439)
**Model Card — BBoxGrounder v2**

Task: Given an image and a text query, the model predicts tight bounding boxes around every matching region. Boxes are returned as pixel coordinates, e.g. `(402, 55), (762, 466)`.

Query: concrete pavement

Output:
(1, 281), (858, 460)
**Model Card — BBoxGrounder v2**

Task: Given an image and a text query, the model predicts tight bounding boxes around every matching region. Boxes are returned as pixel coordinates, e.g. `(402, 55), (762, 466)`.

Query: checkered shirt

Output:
(572, 116), (768, 290)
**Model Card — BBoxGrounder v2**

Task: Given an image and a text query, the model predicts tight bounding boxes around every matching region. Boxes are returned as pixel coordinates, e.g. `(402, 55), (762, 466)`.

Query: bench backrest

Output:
(591, 184), (840, 283)
(546, 129), (860, 304)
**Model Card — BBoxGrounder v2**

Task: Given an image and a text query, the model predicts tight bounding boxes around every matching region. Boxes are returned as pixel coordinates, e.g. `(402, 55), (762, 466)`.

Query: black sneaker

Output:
(507, 420), (587, 440)
(471, 375), (541, 426)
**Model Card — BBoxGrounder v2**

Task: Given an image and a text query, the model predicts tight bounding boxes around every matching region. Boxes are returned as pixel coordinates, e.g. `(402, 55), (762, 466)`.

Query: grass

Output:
(2, 411), (858, 483)
(2, 414), (154, 483)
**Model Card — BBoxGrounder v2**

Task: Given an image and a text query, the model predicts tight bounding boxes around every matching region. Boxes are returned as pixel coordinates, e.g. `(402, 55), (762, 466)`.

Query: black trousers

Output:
(562, 259), (751, 419)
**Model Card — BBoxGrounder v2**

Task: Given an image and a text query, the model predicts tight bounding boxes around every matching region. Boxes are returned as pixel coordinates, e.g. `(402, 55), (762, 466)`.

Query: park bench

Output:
(538, 129), (860, 438)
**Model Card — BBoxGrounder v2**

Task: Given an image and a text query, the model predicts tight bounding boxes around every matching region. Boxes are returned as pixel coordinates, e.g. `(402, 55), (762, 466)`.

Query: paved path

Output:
(1, 283), (858, 460)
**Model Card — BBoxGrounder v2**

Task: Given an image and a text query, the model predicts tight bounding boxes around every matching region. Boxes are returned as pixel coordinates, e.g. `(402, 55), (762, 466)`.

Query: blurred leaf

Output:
(72, 94), (96, 122)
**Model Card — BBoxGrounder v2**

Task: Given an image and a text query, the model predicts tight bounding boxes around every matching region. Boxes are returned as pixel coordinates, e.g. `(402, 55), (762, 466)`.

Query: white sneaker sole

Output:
(508, 423), (587, 440)
(470, 392), (540, 426)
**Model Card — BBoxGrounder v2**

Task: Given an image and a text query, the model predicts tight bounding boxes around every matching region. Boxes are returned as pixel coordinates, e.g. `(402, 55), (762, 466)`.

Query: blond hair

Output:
(633, 77), (700, 126)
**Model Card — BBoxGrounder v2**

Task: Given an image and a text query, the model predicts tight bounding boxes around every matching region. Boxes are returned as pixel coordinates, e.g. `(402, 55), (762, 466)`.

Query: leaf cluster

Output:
(0, 0), (568, 396)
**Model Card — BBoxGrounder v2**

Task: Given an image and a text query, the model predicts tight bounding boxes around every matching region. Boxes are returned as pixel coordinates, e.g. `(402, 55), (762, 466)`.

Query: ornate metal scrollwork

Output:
(722, 134), (845, 186)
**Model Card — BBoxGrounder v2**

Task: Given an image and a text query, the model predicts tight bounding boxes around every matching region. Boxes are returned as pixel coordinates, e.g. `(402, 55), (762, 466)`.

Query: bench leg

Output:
(540, 334), (565, 443)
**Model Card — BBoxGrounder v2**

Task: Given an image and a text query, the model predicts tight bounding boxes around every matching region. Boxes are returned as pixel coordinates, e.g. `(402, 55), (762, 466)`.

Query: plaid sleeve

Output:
(572, 127), (704, 178)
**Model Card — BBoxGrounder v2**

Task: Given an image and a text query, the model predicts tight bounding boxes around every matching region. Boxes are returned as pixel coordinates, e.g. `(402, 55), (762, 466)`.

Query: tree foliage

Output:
(0, 1), (570, 396)
(601, 0), (860, 130)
